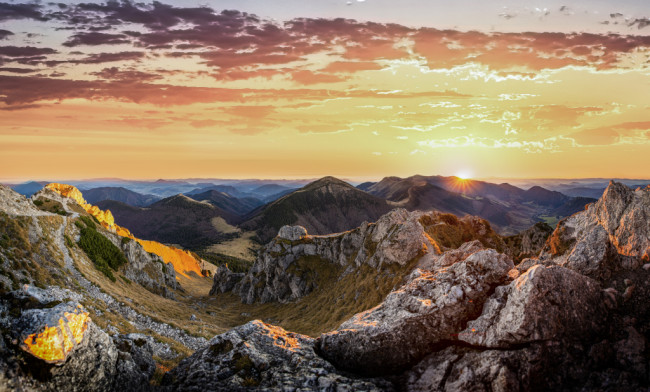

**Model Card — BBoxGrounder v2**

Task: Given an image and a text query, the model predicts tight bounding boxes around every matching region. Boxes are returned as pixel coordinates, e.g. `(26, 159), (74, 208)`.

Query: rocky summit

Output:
(1, 181), (649, 391)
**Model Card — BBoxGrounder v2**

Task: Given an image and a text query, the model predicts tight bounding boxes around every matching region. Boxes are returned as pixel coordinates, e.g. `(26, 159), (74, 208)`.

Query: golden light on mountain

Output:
(45, 183), (204, 278)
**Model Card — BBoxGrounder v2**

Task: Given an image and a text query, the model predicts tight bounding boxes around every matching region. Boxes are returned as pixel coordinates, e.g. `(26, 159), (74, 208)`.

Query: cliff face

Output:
(539, 181), (650, 278)
(202, 181), (650, 391)
(43, 184), (204, 279)
(212, 209), (505, 306)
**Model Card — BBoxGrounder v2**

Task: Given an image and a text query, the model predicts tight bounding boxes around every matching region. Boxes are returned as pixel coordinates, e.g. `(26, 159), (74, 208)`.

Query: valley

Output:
(1, 177), (649, 391)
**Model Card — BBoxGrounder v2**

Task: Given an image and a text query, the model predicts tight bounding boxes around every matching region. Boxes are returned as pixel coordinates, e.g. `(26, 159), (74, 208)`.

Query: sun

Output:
(455, 170), (472, 180)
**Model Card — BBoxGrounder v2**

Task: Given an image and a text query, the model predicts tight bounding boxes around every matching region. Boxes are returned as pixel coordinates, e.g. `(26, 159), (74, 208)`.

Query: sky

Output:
(0, 0), (649, 181)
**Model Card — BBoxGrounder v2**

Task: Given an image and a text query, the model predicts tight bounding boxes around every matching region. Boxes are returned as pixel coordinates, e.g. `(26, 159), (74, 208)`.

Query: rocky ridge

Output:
(204, 181), (649, 391)
(212, 209), (505, 306)
(1, 181), (649, 391)
(43, 184), (205, 278)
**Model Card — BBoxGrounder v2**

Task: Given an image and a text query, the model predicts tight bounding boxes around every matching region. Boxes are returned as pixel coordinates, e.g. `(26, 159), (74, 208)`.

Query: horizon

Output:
(1, 1), (649, 179)
(3, 173), (650, 186)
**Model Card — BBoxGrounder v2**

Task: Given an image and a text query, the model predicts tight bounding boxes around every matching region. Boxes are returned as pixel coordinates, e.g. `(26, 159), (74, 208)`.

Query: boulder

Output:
(317, 248), (514, 375)
(277, 225), (308, 241)
(161, 320), (392, 391)
(0, 288), (156, 391)
(460, 265), (606, 348)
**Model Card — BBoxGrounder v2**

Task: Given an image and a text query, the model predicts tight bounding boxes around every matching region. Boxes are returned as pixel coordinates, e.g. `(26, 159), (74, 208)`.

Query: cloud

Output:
(223, 105), (275, 119)
(570, 121), (650, 146)
(47, 51), (146, 65)
(189, 119), (218, 128)
(291, 70), (345, 85)
(89, 67), (162, 82)
(321, 61), (383, 73)
(63, 32), (131, 47)
(628, 18), (650, 30)
(417, 135), (562, 153)
(0, 46), (57, 57)
(0, 2), (45, 22)
(0, 29), (12, 40)
(0, 67), (37, 74)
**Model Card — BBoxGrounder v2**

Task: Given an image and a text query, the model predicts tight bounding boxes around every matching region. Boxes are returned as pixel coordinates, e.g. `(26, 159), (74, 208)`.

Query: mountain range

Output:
(5, 175), (605, 252)
(1, 180), (647, 390)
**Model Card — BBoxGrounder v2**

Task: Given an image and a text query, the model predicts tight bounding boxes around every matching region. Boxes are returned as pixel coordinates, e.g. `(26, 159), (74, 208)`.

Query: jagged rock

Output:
(161, 320), (393, 391)
(317, 247), (514, 375)
(227, 209), (437, 304)
(541, 181), (650, 279)
(209, 266), (244, 295)
(107, 233), (179, 298)
(277, 225), (308, 241)
(403, 346), (533, 392)
(112, 334), (157, 391)
(459, 265), (605, 348)
(503, 221), (553, 262)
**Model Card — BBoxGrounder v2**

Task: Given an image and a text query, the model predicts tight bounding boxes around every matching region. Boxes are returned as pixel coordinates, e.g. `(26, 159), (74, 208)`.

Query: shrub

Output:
(75, 217), (127, 282)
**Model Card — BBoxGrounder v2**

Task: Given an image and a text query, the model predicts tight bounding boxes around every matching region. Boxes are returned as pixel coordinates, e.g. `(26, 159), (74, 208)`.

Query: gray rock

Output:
(221, 209), (441, 304)
(459, 265), (605, 347)
(209, 266), (244, 295)
(317, 248), (514, 375)
(161, 320), (393, 391)
(541, 181), (650, 278)
(105, 232), (179, 298)
(0, 292), (156, 391)
(277, 225), (308, 241)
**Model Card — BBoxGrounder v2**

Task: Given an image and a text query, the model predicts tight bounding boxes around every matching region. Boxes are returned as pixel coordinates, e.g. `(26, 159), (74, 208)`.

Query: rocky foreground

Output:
(1, 181), (649, 391)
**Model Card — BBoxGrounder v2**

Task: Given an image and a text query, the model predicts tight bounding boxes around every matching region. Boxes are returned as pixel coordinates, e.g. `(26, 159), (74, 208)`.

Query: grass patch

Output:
(75, 216), (127, 282)
(197, 251), (253, 273)
(32, 197), (67, 216)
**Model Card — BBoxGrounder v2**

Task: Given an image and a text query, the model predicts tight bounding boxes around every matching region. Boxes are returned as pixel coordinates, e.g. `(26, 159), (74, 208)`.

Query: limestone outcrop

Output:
(317, 247), (514, 375)
(540, 181), (650, 278)
(161, 320), (392, 391)
(0, 286), (156, 391)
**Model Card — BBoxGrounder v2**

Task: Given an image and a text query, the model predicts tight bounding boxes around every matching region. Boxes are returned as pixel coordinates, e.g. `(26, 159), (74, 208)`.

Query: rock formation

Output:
(0, 286), (156, 392)
(161, 320), (392, 391)
(540, 180), (650, 278)
(42, 184), (205, 278)
(2, 181), (649, 391)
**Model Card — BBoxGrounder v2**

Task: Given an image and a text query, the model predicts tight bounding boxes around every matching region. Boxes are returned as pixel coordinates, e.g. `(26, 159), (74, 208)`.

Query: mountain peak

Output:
(304, 176), (351, 189)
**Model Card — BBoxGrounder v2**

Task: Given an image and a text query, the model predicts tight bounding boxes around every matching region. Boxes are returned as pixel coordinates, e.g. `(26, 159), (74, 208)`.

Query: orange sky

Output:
(0, 1), (649, 181)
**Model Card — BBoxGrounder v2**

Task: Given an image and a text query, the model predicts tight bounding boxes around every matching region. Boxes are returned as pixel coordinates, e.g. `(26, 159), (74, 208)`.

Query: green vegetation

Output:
(75, 216), (127, 282)
(120, 275), (132, 285)
(538, 215), (560, 227)
(32, 197), (67, 216)
(197, 251), (253, 273)
(64, 234), (75, 248)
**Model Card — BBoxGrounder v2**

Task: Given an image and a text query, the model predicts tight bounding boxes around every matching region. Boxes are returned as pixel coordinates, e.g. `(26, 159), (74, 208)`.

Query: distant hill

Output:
(83, 187), (160, 207)
(97, 194), (237, 249)
(356, 182), (376, 192)
(186, 184), (249, 199)
(188, 189), (263, 216)
(365, 175), (597, 235)
(250, 184), (296, 197)
(241, 176), (393, 242)
(10, 181), (47, 197)
(521, 186), (568, 207)
(550, 196), (595, 217)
